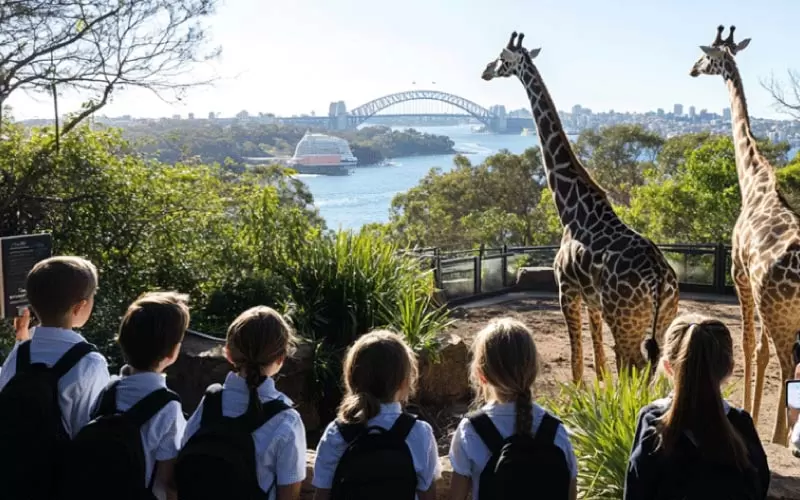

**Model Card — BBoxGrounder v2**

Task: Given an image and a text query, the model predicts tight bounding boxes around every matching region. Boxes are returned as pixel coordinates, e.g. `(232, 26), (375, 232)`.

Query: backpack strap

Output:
(389, 412), (417, 440)
(124, 388), (181, 428)
(468, 411), (505, 454)
(200, 383), (225, 427)
(52, 342), (97, 378)
(335, 420), (366, 444)
(94, 380), (122, 418)
(15, 340), (32, 372)
(534, 413), (561, 445)
(244, 398), (291, 433)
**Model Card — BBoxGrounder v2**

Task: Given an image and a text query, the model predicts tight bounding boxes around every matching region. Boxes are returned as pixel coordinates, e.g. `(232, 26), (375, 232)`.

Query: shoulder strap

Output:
(15, 340), (32, 372)
(245, 398), (291, 433)
(335, 420), (366, 444)
(95, 380), (121, 418)
(200, 383), (224, 427)
(124, 388), (180, 428)
(389, 412), (417, 440)
(468, 411), (504, 454)
(52, 342), (97, 378)
(534, 413), (561, 445)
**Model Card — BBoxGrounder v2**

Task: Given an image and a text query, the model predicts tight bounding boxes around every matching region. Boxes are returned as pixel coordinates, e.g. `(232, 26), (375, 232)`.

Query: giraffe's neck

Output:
(516, 58), (617, 230)
(722, 59), (776, 207)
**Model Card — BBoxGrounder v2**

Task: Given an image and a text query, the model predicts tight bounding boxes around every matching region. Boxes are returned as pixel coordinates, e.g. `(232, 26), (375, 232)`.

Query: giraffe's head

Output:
(481, 31), (541, 81)
(690, 25), (751, 78)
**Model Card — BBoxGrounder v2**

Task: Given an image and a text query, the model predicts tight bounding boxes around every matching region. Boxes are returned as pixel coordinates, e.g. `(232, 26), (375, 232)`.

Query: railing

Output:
(411, 243), (735, 306)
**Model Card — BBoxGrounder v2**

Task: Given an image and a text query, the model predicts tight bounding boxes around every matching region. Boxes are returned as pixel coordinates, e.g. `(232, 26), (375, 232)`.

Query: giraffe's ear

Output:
(735, 38), (751, 53)
(501, 48), (518, 60)
(528, 48), (541, 59)
(699, 45), (724, 57)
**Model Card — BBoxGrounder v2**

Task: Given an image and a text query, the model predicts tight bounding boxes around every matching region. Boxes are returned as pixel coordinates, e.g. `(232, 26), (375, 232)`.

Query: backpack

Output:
(0, 340), (96, 500)
(655, 411), (763, 500)
(469, 410), (572, 500)
(174, 383), (291, 500)
(329, 413), (419, 500)
(60, 380), (180, 500)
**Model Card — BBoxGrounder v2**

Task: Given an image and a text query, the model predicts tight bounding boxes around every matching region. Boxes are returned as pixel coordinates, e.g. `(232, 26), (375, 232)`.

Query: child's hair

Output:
(656, 314), (749, 469)
(337, 330), (418, 424)
(26, 256), (98, 323)
(117, 291), (190, 371)
(470, 317), (539, 435)
(226, 306), (298, 400)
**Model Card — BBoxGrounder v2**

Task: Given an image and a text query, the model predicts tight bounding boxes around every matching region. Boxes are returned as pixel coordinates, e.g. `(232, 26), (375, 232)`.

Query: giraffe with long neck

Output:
(691, 25), (800, 445)
(482, 32), (679, 382)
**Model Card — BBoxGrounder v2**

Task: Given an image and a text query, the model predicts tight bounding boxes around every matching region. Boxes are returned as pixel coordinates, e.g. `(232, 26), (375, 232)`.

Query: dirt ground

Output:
(443, 293), (786, 445)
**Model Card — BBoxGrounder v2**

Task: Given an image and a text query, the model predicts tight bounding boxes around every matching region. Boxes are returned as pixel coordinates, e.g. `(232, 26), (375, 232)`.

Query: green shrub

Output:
(541, 368), (671, 500)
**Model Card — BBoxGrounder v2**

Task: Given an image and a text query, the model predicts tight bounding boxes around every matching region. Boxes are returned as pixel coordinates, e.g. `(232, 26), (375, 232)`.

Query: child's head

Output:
(471, 317), (539, 435)
(657, 314), (747, 468)
(117, 291), (190, 373)
(338, 330), (418, 424)
(26, 256), (98, 328)
(225, 306), (298, 391)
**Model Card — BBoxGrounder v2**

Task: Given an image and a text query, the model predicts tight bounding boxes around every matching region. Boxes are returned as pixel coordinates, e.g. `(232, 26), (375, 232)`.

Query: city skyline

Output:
(7, 0), (800, 121)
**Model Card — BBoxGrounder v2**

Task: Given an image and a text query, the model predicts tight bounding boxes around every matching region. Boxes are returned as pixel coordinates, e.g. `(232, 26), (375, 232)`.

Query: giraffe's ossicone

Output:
(482, 31), (680, 384)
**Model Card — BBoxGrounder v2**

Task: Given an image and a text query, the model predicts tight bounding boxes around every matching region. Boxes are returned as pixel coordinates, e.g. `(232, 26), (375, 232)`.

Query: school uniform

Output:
(313, 402), (442, 494)
(791, 416), (800, 452)
(182, 372), (307, 498)
(448, 401), (578, 500)
(624, 397), (770, 500)
(0, 326), (110, 438)
(95, 367), (186, 500)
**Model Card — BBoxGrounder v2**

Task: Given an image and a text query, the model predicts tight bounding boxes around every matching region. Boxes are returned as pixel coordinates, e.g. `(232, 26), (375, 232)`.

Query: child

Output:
(176, 306), (306, 500)
(0, 256), (110, 500)
(313, 329), (440, 500)
(62, 291), (190, 500)
(448, 317), (578, 500)
(624, 315), (770, 499)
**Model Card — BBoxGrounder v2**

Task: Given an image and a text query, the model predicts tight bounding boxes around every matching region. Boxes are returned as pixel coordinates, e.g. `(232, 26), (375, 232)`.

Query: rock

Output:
(417, 333), (472, 406)
(514, 266), (557, 292)
(166, 330), (320, 432)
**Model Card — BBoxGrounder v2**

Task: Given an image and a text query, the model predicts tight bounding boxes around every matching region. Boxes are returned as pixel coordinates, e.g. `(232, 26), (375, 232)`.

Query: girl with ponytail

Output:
(448, 317), (578, 500)
(624, 314), (770, 500)
(181, 306), (306, 500)
(312, 330), (440, 500)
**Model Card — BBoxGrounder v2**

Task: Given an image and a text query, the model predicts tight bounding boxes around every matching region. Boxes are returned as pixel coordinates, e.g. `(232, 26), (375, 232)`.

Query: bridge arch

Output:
(348, 90), (494, 128)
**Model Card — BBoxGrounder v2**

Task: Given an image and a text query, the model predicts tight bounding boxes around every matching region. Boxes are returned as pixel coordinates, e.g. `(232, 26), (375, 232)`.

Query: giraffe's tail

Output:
(642, 268), (665, 377)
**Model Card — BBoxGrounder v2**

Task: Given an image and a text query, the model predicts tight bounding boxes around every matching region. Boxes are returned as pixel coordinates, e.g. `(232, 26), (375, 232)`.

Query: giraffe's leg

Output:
(559, 287), (584, 385)
(587, 308), (608, 380)
(752, 323), (771, 426)
(772, 340), (794, 446)
(733, 267), (757, 414)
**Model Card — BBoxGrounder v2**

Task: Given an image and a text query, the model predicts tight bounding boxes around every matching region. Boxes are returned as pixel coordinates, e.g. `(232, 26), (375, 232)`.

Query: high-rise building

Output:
(673, 104), (684, 116)
(689, 106), (696, 118)
(722, 107), (731, 120)
(572, 104), (583, 115)
(657, 108), (664, 116)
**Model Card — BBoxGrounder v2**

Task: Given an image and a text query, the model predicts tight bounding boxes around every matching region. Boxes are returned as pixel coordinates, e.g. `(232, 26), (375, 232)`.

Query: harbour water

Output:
(300, 125), (540, 230)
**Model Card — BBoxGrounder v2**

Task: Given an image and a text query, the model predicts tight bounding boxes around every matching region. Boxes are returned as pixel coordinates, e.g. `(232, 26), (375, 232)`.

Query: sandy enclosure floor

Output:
(436, 293), (785, 451)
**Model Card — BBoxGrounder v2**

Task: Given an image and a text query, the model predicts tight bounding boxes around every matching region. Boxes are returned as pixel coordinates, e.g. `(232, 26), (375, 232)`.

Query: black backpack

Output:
(60, 379), (181, 500)
(330, 413), (419, 500)
(174, 384), (291, 500)
(0, 340), (96, 500)
(469, 410), (572, 500)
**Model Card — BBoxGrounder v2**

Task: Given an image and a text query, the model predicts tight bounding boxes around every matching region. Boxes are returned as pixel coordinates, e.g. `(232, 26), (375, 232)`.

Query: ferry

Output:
(287, 131), (357, 176)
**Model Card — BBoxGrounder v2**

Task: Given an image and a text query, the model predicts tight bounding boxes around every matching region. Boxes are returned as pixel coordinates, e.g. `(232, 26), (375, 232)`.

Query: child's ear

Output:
(477, 368), (487, 385)
(224, 345), (234, 365)
(72, 299), (88, 316)
(662, 359), (673, 376)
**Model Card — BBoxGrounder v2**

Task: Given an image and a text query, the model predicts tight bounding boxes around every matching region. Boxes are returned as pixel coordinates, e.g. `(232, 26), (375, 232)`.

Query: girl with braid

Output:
(448, 318), (578, 500)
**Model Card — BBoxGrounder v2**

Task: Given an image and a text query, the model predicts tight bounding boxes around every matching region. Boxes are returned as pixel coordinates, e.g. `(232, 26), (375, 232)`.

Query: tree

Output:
(762, 70), (800, 119)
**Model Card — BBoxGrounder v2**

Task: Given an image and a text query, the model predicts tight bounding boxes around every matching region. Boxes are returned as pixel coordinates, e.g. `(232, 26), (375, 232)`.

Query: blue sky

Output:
(9, 0), (800, 120)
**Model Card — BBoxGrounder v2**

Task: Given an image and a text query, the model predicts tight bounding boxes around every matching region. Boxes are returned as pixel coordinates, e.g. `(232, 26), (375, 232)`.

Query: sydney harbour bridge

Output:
(275, 90), (531, 134)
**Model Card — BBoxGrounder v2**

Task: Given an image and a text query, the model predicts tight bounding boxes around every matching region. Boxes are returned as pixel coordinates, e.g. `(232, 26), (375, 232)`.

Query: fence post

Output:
(714, 242), (727, 294)
(501, 244), (508, 288)
(473, 256), (482, 295)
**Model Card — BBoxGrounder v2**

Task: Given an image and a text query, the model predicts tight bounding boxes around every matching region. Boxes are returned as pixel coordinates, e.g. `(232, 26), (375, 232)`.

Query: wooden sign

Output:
(0, 234), (52, 318)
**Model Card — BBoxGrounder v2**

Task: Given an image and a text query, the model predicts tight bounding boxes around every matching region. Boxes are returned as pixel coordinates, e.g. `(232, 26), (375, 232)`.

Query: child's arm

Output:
(272, 413), (307, 500)
(154, 459), (178, 500)
(623, 408), (657, 500)
(448, 473), (470, 500)
(418, 482), (436, 500)
(447, 420), (472, 500)
(277, 483), (302, 500)
(68, 354), (111, 437)
(153, 402), (187, 500)
(312, 489), (330, 500)
(417, 421), (441, 500)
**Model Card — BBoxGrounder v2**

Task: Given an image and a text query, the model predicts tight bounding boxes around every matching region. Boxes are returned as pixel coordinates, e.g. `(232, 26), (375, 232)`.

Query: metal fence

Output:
(412, 243), (734, 305)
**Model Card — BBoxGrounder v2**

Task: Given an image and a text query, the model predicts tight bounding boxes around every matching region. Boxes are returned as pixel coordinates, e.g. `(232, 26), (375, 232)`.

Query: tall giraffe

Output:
(691, 25), (800, 445)
(482, 32), (679, 382)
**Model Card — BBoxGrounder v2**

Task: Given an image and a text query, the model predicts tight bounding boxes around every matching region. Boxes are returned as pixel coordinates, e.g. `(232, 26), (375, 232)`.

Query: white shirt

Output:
(790, 415), (800, 450)
(312, 402), (442, 495)
(182, 372), (307, 497)
(0, 326), (110, 438)
(95, 369), (186, 499)
(449, 401), (578, 500)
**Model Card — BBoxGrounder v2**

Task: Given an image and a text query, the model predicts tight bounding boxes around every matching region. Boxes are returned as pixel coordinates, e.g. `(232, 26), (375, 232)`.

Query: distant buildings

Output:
(673, 104), (684, 117)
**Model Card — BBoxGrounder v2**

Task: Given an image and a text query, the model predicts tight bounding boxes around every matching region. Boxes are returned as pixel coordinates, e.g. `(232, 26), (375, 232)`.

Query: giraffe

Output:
(481, 31), (679, 383)
(690, 25), (800, 445)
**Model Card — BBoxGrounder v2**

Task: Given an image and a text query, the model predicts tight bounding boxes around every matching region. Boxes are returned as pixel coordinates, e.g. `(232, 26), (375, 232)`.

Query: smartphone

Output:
(787, 380), (800, 410)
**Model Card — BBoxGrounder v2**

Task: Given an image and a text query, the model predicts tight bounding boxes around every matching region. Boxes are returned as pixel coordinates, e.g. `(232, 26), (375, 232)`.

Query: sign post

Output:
(0, 234), (53, 318)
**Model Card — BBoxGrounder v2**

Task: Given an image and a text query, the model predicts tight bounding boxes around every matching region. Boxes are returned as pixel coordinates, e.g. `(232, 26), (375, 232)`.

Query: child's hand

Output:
(13, 308), (31, 342)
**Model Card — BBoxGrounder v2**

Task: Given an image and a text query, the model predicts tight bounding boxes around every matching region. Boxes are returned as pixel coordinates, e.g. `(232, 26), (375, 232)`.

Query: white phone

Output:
(787, 380), (800, 410)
